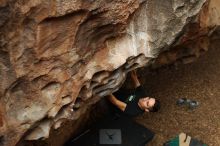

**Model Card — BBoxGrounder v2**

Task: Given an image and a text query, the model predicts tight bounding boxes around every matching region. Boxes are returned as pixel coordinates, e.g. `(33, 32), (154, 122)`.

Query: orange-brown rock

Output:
(0, 0), (219, 146)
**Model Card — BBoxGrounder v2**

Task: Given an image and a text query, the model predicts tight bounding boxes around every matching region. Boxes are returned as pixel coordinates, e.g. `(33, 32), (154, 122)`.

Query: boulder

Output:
(0, 0), (219, 146)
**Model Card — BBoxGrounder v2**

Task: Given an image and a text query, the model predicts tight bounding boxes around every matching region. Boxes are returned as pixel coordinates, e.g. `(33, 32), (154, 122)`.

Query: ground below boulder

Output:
(136, 37), (220, 146)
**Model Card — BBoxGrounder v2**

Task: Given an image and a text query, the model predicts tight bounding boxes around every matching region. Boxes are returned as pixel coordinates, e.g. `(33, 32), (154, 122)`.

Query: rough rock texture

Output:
(0, 0), (219, 146)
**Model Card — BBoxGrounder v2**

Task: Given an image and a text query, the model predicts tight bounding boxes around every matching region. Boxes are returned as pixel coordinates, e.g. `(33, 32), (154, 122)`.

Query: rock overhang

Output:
(0, 0), (220, 146)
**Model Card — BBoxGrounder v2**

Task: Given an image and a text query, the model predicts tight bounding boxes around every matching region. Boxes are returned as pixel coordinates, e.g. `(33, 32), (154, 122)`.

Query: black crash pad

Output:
(65, 116), (154, 146)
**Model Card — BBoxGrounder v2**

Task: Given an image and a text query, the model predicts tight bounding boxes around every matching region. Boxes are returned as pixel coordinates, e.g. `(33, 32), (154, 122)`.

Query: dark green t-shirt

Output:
(113, 86), (147, 117)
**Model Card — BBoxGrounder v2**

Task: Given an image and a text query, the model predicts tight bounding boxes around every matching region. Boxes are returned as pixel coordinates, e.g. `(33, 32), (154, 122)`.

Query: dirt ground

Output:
(135, 39), (220, 146)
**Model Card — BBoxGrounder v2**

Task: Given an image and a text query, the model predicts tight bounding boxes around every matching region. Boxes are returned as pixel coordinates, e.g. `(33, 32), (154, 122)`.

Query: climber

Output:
(107, 70), (160, 117)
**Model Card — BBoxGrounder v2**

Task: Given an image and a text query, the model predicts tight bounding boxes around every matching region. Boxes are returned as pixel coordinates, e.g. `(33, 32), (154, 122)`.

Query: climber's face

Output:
(138, 97), (155, 112)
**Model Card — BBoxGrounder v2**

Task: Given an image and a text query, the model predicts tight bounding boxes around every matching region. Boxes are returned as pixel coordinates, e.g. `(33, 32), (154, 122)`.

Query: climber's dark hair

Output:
(149, 99), (160, 112)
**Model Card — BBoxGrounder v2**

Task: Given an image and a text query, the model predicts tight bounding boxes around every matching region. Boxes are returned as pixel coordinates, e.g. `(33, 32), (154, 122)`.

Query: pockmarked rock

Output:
(0, 0), (219, 146)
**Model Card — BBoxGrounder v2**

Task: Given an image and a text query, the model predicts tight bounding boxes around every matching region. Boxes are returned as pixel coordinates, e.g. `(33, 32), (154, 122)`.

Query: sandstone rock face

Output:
(0, 0), (219, 146)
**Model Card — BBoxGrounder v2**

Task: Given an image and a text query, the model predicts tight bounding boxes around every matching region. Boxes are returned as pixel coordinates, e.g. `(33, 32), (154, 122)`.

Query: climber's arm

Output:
(130, 70), (141, 88)
(107, 94), (126, 111)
